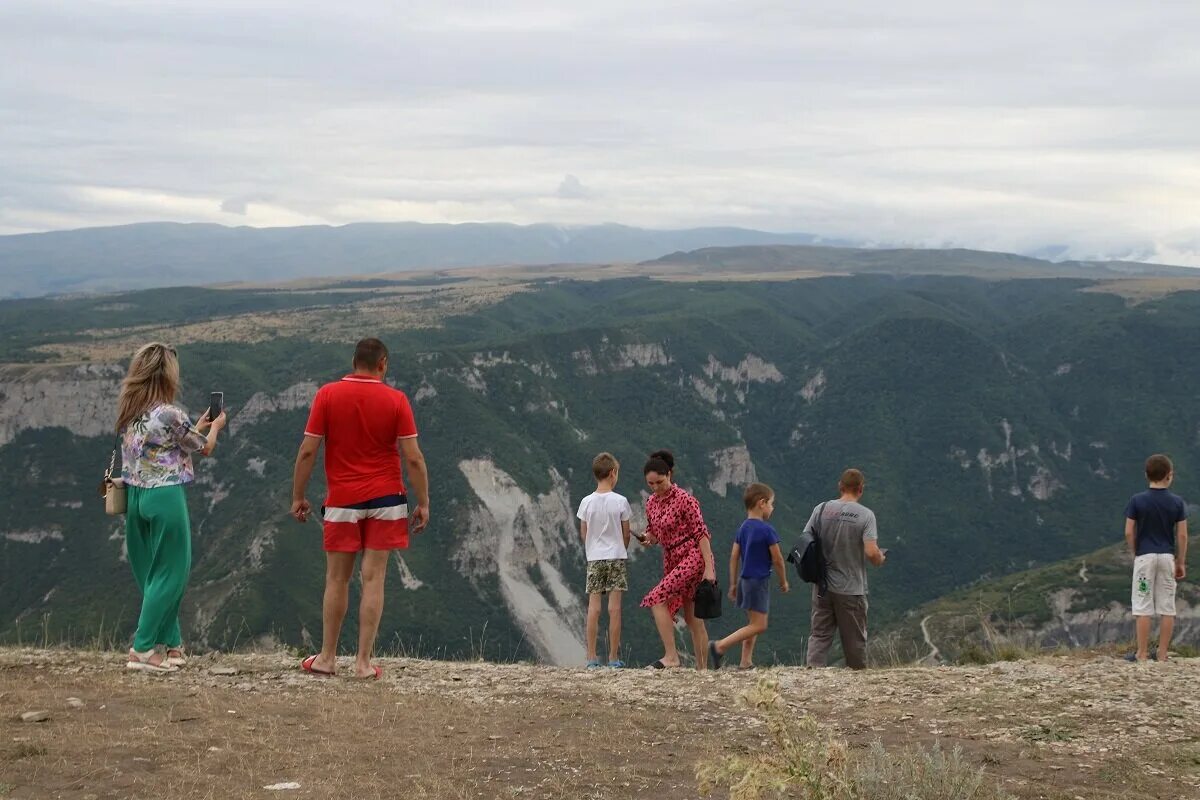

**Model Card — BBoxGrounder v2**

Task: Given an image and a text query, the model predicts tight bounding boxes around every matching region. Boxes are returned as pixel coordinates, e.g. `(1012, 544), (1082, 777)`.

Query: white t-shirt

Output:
(577, 491), (633, 561)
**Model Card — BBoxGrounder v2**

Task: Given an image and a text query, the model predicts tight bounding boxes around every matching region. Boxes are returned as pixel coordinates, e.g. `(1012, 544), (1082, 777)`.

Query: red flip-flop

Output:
(355, 665), (382, 680)
(301, 654), (335, 677)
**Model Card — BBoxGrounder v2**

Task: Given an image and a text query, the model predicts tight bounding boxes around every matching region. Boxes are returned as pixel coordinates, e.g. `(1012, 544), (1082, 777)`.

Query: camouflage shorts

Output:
(586, 559), (629, 594)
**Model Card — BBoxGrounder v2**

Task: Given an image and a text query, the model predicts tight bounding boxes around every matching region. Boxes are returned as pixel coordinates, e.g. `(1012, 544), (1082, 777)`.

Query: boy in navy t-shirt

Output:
(1125, 453), (1189, 662)
(709, 483), (789, 670)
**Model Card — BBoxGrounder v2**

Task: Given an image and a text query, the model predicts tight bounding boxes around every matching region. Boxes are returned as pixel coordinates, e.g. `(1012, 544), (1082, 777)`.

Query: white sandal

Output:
(127, 648), (177, 673)
(164, 647), (188, 667)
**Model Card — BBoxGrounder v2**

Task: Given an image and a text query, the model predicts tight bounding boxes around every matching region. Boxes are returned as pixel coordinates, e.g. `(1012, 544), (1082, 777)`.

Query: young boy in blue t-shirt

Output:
(709, 483), (789, 670)
(1125, 453), (1189, 662)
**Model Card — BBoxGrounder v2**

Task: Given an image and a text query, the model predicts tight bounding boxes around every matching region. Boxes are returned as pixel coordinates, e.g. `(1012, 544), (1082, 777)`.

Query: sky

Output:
(1, 0), (1198, 263)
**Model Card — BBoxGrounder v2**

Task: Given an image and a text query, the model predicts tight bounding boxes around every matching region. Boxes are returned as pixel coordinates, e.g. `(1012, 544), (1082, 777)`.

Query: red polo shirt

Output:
(303, 375), (418, 507)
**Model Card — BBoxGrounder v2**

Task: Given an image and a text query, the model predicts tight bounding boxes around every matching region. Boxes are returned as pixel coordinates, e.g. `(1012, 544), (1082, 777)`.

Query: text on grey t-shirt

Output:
(803, 499), (878, 595)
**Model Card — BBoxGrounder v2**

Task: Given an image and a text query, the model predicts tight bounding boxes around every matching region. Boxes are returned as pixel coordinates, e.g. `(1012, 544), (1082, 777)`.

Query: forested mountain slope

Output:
(2, 265), (1198, 665)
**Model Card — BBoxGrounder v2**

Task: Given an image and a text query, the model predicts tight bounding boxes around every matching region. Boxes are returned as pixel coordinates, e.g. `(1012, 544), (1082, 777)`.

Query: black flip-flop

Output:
(648, 659), (667, 670)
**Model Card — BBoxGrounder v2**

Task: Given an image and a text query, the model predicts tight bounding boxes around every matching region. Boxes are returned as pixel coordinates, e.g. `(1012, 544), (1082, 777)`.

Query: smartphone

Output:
(208, 391), (224, 421)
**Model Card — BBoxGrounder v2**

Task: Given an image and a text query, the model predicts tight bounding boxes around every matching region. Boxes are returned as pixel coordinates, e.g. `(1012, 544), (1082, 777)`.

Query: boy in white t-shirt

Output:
(578, 452), (635, 668)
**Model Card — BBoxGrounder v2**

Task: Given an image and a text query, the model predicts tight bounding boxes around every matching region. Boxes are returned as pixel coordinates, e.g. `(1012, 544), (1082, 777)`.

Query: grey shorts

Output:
(736, 576), (771, 614)
(586, 559), (629, 594)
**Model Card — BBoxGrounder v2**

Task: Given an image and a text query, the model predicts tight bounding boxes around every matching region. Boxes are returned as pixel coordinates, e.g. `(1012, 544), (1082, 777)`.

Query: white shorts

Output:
(1132, 553), (1177, 617)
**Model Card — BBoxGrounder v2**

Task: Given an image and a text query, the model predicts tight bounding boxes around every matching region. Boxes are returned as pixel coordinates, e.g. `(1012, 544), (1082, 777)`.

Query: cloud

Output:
(220, 194), (276, 216)
(0, 0), (1197, 264)
(221, 197), (250, 215)
(556, 175), (591, 200)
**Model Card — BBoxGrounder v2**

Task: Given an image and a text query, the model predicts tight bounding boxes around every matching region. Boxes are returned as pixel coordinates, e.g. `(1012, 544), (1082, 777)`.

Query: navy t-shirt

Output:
(1125, 488), (1188, 556)
(735, 519), (781, 579)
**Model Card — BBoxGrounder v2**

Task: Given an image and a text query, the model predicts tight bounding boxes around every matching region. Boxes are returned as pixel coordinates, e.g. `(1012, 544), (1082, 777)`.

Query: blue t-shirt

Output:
(735, 519), (781, 579)
(1125, 488), (1187, 556)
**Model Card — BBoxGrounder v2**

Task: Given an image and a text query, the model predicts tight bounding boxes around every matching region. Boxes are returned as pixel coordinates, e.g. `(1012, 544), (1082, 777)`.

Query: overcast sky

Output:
(1, 1), (1198, 263)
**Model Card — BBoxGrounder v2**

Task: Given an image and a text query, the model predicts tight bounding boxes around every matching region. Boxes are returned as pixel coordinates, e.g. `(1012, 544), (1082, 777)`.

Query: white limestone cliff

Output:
(951, 419), (1065, 501)
(455, 458), (585, 665)
(707, 445), (758, 498)
(228, 382), (319, 436)
(0, 364), (125, 447)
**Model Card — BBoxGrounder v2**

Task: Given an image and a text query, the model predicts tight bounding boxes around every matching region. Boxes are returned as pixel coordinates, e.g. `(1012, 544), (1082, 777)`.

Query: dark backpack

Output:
(787, 502), (829, 596)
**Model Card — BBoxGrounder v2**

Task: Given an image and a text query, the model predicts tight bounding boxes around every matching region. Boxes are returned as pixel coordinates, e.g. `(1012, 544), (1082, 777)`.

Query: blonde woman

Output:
(115, 343), (225, 672)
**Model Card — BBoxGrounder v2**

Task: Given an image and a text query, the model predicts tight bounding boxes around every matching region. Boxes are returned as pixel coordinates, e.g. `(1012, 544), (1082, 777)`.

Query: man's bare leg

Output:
(355, 549), (390, 677)
(314, 552), (357, 673)
(607, 590), (623, 663)
(585, 593), (602, 662)
(1135, 616), (1152, 660)
(1158, 615), (1175, 662)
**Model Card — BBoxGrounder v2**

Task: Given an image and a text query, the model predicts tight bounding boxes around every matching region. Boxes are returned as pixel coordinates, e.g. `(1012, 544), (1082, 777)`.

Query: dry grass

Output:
(31, 283), (527, 362)
(1081, 277), (1200, 303)
(0, 651), (722, 799)
(698, 679), (1014, 800)
(3, 648), (1200, 799)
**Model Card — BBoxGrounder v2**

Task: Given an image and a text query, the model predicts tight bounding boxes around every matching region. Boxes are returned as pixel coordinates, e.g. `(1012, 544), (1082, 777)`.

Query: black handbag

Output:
(693, 579), (722, 619)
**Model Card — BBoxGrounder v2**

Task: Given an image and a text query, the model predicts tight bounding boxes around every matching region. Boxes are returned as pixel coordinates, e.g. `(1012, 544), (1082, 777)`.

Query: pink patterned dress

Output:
(641, 484), (710, 619)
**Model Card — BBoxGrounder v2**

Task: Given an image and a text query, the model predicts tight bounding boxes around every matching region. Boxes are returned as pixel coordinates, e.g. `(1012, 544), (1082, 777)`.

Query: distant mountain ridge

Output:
(0, 221), (842, 298)
(646, 245), (1197, 279)
(3, 221), (1193, 300)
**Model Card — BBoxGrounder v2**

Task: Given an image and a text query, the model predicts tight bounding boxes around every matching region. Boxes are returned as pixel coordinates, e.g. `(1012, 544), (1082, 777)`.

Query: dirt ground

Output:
(1, 649), (1198, 799)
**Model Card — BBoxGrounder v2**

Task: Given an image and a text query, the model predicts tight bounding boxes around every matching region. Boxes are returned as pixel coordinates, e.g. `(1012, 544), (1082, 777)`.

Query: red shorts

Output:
(322, 495), (409, 552)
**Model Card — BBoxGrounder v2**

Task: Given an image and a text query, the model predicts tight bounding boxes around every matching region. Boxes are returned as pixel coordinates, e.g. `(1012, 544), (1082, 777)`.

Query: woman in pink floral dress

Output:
(640, 450), (717, 669)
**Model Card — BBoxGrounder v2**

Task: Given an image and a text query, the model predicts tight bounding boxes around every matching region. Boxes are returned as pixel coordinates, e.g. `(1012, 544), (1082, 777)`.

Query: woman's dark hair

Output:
(643, 449), (675, 476)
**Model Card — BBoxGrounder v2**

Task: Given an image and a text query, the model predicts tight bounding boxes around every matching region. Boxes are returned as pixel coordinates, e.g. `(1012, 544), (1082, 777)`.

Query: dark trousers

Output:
(806, 587), (868, 669)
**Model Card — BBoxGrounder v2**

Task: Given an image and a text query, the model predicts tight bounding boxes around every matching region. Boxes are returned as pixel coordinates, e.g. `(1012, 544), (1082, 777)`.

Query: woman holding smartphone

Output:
(115, 343), (226, 672)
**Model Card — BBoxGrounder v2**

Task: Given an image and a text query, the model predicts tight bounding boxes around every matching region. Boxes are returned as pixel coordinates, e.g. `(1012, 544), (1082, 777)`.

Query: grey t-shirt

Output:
(803, 499), (878, 595)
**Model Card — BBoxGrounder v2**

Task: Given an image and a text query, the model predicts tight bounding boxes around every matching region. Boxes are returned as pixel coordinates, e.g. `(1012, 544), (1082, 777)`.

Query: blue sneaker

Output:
(607, 660), (625, 669)
(586, 659), (603, 668)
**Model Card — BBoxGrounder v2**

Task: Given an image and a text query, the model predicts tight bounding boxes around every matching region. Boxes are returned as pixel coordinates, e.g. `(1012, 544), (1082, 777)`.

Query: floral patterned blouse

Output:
(646, 484), (711, 551)
(121, 403), (207, 488)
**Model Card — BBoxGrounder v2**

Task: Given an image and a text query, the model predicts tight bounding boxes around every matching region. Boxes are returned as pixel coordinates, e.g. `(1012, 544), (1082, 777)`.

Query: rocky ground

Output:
(1, 648), (1198, 799)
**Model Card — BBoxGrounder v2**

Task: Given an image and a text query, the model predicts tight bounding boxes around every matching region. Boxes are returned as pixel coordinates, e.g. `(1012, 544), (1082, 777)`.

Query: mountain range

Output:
(3, 221), (1195, 300)
(0, 221), (845, 298)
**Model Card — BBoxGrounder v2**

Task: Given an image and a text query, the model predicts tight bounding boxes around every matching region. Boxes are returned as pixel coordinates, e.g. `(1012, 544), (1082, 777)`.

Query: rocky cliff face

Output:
(456, 458), (585, 665)
(707, 444), (758, 498)
(228, 383), (319, 436)
(0, 364), (124, 446)
(1042, 589), (1199, 648)
(949, 419), (1068, 502)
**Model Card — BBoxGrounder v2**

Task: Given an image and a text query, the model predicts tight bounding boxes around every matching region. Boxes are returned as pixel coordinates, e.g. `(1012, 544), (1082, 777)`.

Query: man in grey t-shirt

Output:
(803, 468), (885, 669)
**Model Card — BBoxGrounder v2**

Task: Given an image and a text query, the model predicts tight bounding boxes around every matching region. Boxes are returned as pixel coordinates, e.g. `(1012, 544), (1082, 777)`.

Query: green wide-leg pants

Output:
(125, 484), (193, 652)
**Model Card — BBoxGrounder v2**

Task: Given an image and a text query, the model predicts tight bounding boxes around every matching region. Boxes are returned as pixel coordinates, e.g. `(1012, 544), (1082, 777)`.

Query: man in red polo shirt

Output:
(290, 337), (430, 679)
